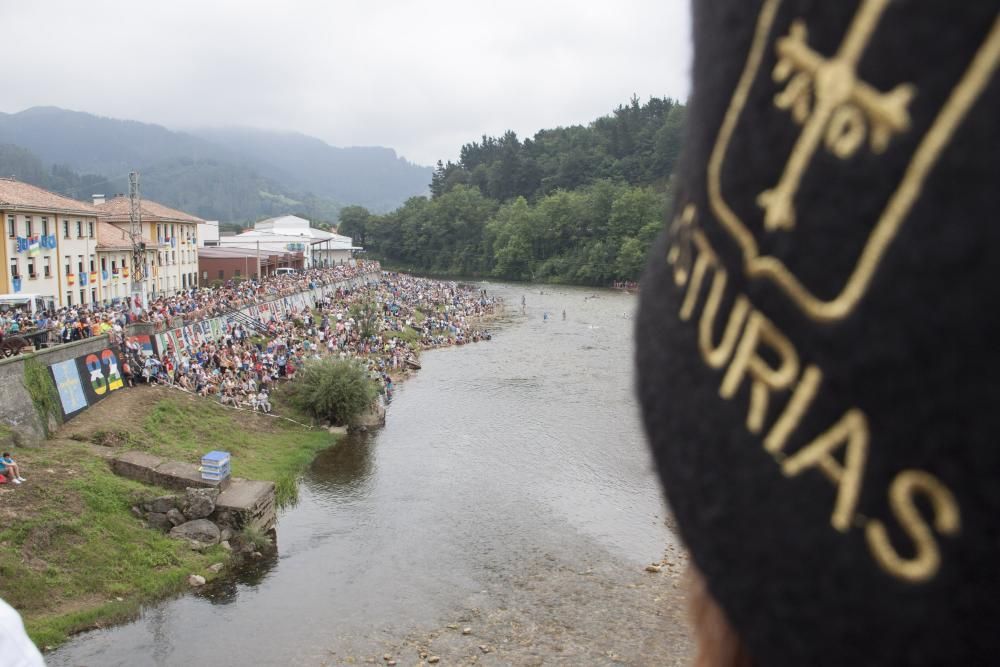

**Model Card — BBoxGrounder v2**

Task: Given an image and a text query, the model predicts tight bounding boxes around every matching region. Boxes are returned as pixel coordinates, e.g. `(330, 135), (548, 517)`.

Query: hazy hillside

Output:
(0, 107), (433, 218)
(192, 128), (432, 213)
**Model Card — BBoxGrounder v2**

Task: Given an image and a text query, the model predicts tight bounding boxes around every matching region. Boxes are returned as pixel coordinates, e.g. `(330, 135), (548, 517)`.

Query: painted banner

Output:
(125, 334), (155, 357)
(50, 358), (88, 419)
(75, 347), (126, 406)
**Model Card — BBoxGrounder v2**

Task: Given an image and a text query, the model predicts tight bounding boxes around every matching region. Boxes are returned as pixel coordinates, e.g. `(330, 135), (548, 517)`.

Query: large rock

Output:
(147, 512), (172, 532)
(166, 508), (186, 526)
(182, 488), (220, 520)
(150, 496), (177, 513)
(170, 519), (221, 545)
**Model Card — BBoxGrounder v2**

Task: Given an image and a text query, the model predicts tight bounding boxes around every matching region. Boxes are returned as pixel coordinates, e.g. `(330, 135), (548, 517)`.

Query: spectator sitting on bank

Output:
(1, 452), (25, 484)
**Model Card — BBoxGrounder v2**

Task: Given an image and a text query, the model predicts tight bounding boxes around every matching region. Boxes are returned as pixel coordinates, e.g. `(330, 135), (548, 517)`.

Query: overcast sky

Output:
(1, 0), (691, 166)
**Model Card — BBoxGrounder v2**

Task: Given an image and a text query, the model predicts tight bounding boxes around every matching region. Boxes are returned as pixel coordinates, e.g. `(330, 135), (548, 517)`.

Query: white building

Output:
(217, 214), (360, 268)
(200, 220), (220, 247)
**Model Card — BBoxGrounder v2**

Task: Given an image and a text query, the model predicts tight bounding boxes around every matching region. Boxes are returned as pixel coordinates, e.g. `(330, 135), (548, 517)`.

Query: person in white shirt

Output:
(0, 597), (45, 666)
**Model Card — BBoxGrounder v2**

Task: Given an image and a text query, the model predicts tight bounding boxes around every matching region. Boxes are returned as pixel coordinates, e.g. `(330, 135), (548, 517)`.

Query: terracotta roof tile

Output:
(95, 195), (205, 224)
(0, 178), (102, 216)
(95, 222), (133, 250)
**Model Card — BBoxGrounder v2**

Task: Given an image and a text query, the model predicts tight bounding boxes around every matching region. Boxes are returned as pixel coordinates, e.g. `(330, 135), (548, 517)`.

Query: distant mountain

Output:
(0, 107), (432, 219)
(191, 127), (432, 213)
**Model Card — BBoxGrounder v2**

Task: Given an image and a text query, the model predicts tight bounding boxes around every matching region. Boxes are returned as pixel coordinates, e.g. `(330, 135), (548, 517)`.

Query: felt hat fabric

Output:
(636, 1), (1000, 664)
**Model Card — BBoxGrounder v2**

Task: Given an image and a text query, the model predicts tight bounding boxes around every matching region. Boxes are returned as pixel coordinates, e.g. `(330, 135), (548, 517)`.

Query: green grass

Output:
(1, 452), (225, 648)
(138, 397), (334, 506)
(5, 391), (339, 649)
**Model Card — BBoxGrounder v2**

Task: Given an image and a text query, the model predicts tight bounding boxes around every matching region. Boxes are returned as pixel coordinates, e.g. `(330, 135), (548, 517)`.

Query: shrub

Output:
(23, 357), (61, 436)
(285, 358), (378, 426)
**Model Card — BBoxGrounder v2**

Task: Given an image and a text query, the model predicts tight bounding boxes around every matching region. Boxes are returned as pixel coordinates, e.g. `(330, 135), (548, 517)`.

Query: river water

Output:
(49, 284), (686, 666)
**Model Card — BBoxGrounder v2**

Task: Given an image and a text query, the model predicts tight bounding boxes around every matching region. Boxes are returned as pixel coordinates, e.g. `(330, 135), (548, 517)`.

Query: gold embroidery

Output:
(664, 211), (961, 581)
(720, 309), (800, 434)
(782, 408), (869, 532)
(865, 470), (961, 583)
(759, 0), (914, 231)
(764, 365), (822, 453)
(707, 0), (1000, 321)
(667, 204), (697, 287)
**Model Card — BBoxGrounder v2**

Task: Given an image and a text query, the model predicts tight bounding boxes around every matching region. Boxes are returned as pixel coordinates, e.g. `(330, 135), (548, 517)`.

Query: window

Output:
(9, 259), (17, 278)
(91, 288), (97, 304)
(67, 293), (73, 307)
(7, 215), (14, 239)
(77, 255), (84, 274)
(76, 220), (83, 238)
(234, 269), (241, 277)
(157, 224), (162, 241)
(218, 270), (224, 279)
(89, 256), (95, 272)
(64, 256), (71, 276)
(101, 257), (107, 271)
(41, 217), (49, 236)
(111, 259), (117, 273)
(27, 258), (36, 278)
(63, 219), (70, 238)
(43, 257), (51, 278)
(24, 216), (32, 237)
(79, 289), (85, 305)
(88, 221), (94, 238)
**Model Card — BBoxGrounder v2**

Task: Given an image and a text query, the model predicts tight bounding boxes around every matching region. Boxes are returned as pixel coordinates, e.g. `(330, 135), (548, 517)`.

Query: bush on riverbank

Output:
(285, 358), (378, 426)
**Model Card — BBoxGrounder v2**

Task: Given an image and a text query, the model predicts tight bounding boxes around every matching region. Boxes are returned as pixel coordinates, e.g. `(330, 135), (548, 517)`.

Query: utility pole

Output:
(128, 171), (146, 314)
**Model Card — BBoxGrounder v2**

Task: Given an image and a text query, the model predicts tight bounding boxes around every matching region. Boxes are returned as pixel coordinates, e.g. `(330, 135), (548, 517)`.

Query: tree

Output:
(337, 205), (371, 246)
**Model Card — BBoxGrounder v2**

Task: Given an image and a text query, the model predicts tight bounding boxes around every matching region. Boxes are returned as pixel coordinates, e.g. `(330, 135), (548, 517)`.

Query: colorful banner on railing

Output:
(144, 274), (373, 358)
(49, 345), (127, 419)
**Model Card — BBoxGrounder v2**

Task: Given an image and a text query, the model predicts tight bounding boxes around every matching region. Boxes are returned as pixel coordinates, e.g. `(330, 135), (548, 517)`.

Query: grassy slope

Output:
(0, 389), (336, 649)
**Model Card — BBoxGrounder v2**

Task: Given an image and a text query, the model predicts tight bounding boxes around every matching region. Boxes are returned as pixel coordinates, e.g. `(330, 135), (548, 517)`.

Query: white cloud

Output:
(0, 0), (691, 165)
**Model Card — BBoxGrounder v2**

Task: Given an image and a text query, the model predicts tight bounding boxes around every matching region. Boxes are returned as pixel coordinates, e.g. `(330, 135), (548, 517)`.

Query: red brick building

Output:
(198, 246), (304, 283)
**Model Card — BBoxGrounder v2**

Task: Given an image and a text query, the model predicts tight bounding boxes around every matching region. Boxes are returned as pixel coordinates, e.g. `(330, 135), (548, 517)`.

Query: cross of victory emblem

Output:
(707, 0), (1000, 322)
(758, 0), (914, 232)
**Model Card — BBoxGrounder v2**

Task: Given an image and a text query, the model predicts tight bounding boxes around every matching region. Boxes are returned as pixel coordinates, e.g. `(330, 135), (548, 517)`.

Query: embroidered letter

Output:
(865, 470), (960, 583)
(764, 365), (822, 453)
(720, 309), (799, 433)
(782, 408), (869, 531)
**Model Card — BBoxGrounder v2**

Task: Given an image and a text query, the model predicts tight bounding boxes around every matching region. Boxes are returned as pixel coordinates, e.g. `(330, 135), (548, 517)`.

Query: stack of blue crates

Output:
(200, 450), (231, 482)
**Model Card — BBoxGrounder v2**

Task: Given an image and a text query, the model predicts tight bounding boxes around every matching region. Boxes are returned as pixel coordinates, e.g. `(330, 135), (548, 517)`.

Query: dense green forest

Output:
(339, 96), (685, 284)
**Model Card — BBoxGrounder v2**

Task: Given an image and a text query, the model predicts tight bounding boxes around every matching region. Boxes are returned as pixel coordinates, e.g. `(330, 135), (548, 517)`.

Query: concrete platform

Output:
(111, 451), (275, 531)
(216, 479), (277, 532)
(112, 451), (229, 491)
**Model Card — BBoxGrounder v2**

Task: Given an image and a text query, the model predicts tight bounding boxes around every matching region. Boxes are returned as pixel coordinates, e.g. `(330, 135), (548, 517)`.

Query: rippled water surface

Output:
(49, 283), (674, 666)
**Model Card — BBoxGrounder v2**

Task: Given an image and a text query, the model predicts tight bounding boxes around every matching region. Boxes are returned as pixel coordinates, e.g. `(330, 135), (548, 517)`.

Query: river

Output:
(48, 283), (691, 666)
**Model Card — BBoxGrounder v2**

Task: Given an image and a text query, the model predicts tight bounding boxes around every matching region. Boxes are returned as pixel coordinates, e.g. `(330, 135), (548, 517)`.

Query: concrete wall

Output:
(0, 335), (111, 446)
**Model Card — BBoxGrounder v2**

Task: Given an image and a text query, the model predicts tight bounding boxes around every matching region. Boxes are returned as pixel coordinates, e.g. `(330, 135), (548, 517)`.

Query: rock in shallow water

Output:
(188, 574), (206, 587)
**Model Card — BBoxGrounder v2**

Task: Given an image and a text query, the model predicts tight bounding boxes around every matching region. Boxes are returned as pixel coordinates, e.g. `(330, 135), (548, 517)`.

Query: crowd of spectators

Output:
(0, 261), (381, 346)
(119, 267), (502, 411)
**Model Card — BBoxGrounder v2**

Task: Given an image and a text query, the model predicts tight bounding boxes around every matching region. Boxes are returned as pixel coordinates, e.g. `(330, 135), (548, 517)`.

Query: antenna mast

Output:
(128, 171), (146, 313)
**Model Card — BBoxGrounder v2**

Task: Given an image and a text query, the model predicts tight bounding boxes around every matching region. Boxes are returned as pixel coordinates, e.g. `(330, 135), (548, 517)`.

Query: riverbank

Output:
(0, 385), (337, 650)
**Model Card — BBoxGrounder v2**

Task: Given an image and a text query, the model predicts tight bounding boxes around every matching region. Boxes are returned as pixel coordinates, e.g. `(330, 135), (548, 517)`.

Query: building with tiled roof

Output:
(0, 178), (105, 308)
(94, 195), (205, 301)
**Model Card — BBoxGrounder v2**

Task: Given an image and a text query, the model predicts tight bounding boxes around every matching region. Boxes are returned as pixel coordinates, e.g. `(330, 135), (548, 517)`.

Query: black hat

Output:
(636, 1), (1000, 665)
